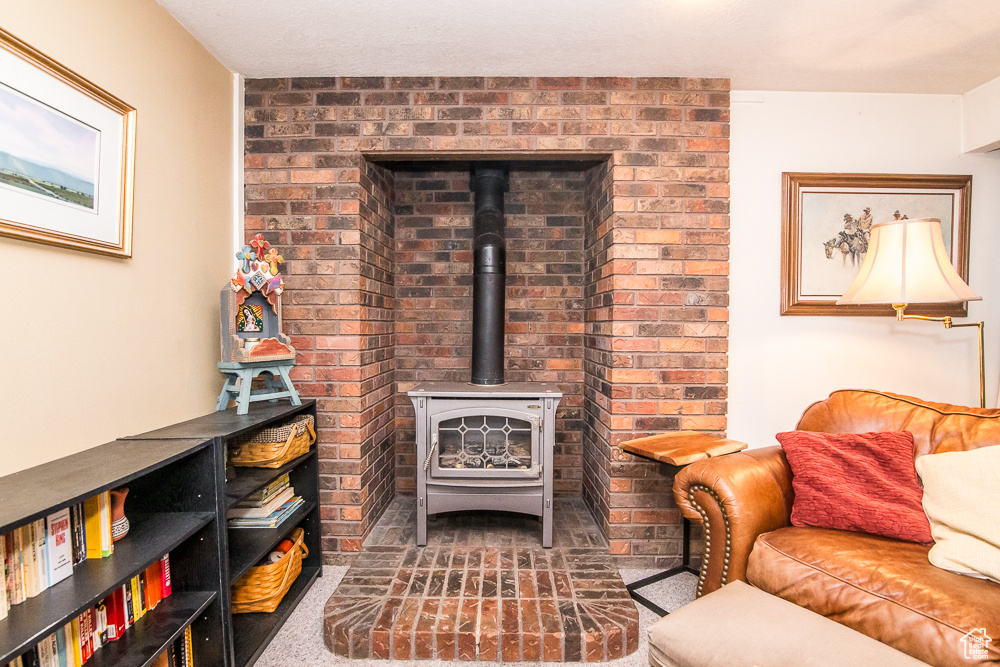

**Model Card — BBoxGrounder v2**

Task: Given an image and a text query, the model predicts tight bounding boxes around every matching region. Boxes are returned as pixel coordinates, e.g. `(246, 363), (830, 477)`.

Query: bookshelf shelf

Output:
(227, 502), (317, 583)
(86, 591), (216, 667)
(224, 452), (312, 509)
(231, 565), (320, 667)
(0, 513), (214, 664)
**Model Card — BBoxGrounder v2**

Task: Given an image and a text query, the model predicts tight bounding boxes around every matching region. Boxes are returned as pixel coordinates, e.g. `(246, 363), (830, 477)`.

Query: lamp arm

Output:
(892, 303), (986, 408)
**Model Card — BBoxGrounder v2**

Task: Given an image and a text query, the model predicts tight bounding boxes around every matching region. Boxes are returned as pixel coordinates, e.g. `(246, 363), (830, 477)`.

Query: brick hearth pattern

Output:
(243, 76), (730, 565)
(324, 498), (639, 661)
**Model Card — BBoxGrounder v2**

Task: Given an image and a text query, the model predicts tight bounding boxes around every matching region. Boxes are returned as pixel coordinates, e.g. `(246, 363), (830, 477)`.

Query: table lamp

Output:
(836, 217), (985, 407)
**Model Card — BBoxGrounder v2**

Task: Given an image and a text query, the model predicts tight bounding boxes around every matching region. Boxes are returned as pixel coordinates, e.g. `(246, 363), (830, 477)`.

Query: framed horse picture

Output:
(780, 172), (972, 316)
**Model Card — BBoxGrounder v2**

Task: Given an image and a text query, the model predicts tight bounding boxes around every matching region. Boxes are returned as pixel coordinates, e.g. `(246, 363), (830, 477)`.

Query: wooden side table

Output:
(619, 430), (748, 616)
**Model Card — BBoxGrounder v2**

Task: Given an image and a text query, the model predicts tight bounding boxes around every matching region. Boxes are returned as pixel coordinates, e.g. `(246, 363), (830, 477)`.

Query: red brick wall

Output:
(243, 76), (729, 565)
(393, 168), (586, 495)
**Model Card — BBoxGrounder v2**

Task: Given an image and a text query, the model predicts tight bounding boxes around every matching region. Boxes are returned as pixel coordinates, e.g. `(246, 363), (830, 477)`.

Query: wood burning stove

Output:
(409, 383), (562, 547)
(408, 165), (562, 547)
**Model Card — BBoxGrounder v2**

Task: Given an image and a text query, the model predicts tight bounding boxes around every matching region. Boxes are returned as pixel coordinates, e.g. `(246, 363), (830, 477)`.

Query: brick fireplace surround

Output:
(244, 76), (730, 568)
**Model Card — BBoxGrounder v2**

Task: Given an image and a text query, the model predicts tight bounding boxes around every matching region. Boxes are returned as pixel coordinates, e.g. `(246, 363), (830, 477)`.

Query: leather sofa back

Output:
(796, 389), (1000, 457)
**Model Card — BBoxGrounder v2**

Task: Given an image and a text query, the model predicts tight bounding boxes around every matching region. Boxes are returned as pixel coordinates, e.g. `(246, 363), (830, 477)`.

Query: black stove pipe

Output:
(470, 166), (508, 385)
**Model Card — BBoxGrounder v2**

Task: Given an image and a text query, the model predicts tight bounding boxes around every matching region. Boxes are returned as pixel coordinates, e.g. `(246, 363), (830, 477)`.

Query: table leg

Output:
(626, 517), (699, 617)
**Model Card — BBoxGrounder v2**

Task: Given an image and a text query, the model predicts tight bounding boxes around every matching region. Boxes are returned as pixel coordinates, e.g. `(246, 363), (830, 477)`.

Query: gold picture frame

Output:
(781, 172), (972, 317)
(0, 27), (136, 258)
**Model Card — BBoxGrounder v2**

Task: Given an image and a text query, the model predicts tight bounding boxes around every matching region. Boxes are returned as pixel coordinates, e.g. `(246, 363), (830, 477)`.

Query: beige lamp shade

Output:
(837, 217), (980, 305)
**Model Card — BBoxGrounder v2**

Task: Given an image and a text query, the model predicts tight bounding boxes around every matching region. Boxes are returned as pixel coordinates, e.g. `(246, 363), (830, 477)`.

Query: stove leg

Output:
(417, 497), (427, 546)
(542, 498), (552, 548)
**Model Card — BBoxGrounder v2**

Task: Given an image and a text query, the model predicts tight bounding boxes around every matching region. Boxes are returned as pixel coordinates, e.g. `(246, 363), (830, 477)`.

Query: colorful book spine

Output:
(102, 589), (125, 641)
(183, 626), (194, 667)
(130, 576), (144, 619)
(144, 561), (162, 610)
(97, 492), (112, 558)
(45, 509), (73, 587)
(54, 624), (67, 667)
(160, 554), (172, 598)
(69, 617), (82, 667)
(82, 497), (102, 560)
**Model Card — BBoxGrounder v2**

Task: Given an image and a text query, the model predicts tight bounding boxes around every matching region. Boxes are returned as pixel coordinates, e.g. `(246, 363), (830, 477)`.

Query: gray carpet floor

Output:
(254, 565), (697, 666)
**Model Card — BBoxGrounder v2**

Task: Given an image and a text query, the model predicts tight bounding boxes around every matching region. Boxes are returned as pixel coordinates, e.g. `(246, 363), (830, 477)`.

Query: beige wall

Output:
(1, 0), (234, 474)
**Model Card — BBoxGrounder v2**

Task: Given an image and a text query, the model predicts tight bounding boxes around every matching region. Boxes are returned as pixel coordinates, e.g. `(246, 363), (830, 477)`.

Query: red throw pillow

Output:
(776, 430), (932, 544)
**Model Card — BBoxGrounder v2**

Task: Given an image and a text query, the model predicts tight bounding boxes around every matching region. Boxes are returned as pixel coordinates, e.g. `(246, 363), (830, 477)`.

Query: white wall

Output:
(729, 91), (1000, 449)
(1, 0), (234, 474)
(963, 76), (1000, 153)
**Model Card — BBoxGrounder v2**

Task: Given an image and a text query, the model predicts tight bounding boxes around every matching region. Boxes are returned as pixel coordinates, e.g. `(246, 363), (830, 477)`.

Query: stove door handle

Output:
(423, 432), (438, 472)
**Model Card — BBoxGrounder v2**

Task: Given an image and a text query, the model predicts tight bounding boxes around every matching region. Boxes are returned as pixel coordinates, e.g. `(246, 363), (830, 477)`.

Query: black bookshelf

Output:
(126, 399), (321, 667)
(1, 399), (321, 667)
(0, 439), (224, 666)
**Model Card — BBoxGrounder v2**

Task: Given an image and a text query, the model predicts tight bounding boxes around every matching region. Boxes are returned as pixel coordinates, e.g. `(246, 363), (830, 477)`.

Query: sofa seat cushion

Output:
(747, 527), (1000, 666)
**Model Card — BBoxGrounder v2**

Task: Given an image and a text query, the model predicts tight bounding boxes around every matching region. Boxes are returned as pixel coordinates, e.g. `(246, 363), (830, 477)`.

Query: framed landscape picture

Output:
(0, 27), (136, 258)
(781, 172), (972, 317)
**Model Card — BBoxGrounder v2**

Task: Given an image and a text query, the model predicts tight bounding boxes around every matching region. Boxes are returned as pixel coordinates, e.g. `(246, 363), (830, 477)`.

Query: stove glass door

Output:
(428, 407), (540, 479)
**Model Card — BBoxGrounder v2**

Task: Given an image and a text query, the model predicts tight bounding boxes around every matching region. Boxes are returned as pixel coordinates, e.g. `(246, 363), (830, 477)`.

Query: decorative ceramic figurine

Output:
(220, 234), (296, 363)
(217, 234), (301, 414)
(110, 487), (129, 541)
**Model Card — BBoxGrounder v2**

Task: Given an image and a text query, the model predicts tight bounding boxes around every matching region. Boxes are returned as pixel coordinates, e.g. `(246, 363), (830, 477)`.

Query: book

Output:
(94, 599), (109, 648)
(69, 505), (86, 566)
(9, 530), (24, 605)
(36, 635), (53, 667)
(33, 519), (48, 593)
(98, 492), (112, 558)
(54, 624), (67, 667)
(227, 497), (304, 528)
(69, 618), (82, 667)
(130, 576), (144, 620)
(160, 554), (172, 598)
(77, 610), (92, 663)
(144, 561), (162, 610)
(45, 509), (73, 587)
(21, 525), (37, 598)
(102, 589), (126, 641)
(245, 473), (290, 504)
(123, 582), (135, 628)
(82, 496), (103, 560)
(0, 535), (7, 619)
(183, 625), (194, 667)
(227, 486), (294, 519)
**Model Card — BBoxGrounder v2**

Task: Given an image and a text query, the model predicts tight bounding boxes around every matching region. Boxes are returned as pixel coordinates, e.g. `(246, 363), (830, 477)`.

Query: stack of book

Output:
(227, 474), (303, 529)
(3, 554), (174, 667)
(1, 491), (116, 618)
(150, 625), (194, 667)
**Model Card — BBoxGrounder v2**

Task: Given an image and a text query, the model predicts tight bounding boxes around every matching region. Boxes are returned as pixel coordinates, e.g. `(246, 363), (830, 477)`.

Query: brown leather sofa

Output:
(674, 389), (1000, 666)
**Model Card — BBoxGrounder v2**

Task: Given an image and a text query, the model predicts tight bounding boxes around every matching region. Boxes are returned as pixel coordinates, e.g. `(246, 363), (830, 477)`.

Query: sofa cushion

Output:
(777, 430), (931, 543)
(746, 526), (1000, 666)
(917, 445), (1000, 583)
(795, 389), (1000, 458)
(648, 581), (928, 667)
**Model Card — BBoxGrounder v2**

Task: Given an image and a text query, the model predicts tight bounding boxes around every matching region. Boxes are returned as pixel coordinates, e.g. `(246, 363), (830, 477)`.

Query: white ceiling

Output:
(156, 0), (1000, 94)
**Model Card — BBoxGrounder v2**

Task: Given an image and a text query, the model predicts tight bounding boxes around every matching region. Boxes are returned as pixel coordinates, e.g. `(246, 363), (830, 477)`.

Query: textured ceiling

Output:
(156, 0), (1000, 94)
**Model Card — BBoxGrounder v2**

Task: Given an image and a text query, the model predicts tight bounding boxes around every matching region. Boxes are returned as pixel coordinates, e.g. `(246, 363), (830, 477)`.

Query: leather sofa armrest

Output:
(673, 446), (795, 597)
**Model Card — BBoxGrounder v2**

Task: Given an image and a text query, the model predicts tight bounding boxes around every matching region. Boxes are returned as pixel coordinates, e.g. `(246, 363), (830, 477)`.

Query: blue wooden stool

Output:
(216, 360), (302, 415)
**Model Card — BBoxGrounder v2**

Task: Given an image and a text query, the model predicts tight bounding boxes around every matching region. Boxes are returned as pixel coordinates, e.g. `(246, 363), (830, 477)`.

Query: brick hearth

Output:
(243, 76), (730, 565)
(324, 497), (639, 661)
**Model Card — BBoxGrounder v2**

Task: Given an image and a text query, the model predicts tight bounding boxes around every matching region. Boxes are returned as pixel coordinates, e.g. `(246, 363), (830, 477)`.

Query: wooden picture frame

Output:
(781, 172), (972, 317)
(0, 27), (136, 258)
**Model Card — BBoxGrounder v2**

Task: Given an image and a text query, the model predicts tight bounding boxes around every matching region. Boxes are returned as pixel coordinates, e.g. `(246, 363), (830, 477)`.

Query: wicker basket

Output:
(231, 527), (307, 614)
(230, 414), (315, 469)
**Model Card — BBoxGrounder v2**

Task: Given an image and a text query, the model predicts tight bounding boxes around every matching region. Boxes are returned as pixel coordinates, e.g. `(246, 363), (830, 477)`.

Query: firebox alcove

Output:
(243, 76), (731, 567)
